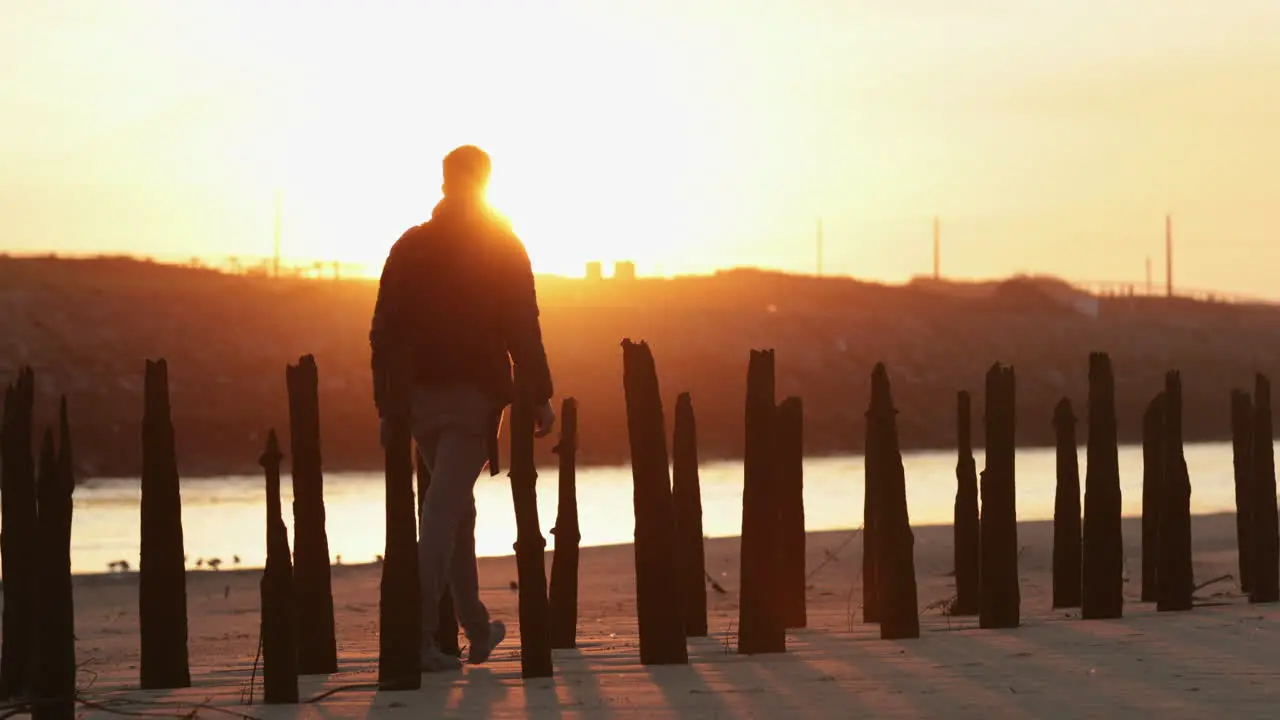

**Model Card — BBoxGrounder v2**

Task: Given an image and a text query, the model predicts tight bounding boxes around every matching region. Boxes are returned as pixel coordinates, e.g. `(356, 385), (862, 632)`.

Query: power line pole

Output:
(1165, 213), (1173, 298)
(932, 215), (940, 280)
(816, 217), (824, 277)
(273, 188), (283, 279)
(1145, 256), (1152, 295)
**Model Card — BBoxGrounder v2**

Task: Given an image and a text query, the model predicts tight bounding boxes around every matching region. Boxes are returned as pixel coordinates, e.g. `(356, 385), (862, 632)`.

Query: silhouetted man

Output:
(370, 144), (556, 672)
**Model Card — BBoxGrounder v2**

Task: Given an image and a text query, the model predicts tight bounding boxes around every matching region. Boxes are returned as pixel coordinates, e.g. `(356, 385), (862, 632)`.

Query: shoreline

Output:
(66, 511), (1241, 581)
(76, 438), (1237, 482)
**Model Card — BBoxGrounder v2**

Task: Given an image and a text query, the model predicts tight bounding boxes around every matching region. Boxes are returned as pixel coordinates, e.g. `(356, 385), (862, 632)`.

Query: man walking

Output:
(369, 145), (557, 672)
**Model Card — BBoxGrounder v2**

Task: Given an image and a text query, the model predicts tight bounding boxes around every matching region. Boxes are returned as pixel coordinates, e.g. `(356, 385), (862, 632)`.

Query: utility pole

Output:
(816, 217), (824, 277)
(1145, 256), (1152, 295)
(1165, 213), (1173, 298)
(932, 215), (941, 280)
(273, 188), (283, 279)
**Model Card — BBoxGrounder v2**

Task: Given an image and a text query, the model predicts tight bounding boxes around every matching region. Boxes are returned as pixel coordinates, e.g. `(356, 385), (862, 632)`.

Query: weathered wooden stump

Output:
(738, 348), (786, 655)
(1250, 374), (1279, 604)
(1158, 372), (1194, 612)
(1231, 389), (1255, 594)
(1141, 393), (1165, 602)
(259, 430), (299, 705)
(622, 340), (688, 664)
(377, 364), (421, 691)
(672, 393), (708, 638)
(863, 384), (882, 626)
(139, 359), (192, 689)
(1052, 398), (1082, 610)
(869, 365), (919, 640)
(414, 449), (460, 657)
(33, 403), (76, 720)
(1082, 352), (1124, 620)
(285, 355), (337, 675)
(0, 367), (37, 699)
(509, 374), (555, 677)
(777, 396), (807, 630)
(980, 363), (1020, 629)
(952, 390), (980, 617)
(549, 397), (582, 649)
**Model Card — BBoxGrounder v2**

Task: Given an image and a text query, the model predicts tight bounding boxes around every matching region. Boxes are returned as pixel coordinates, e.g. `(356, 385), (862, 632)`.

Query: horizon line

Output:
(1, 249), (1274, 307)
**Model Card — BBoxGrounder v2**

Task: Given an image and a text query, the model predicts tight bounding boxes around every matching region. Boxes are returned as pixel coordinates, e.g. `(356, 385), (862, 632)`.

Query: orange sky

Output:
(3, 1), (1280, 296)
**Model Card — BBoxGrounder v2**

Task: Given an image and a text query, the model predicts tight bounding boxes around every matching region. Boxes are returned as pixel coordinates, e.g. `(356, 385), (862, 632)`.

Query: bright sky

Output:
(3, 1), (1280, 294)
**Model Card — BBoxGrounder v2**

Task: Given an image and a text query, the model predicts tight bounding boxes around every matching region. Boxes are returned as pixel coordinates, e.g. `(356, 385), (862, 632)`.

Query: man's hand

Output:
(534, 400), (556, 438)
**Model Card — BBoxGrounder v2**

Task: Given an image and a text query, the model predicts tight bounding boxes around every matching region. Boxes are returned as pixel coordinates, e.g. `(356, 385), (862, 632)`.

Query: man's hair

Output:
(442, 145), (492, 197)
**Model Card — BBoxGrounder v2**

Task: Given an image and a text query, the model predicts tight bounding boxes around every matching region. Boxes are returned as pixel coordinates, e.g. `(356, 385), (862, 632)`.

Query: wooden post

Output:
(285, 356), (337, 675)
(1082, 352), (1124, 620)
(953, 390), (980, 617)
(1052, 398), (1082, 609)
(738, 349), (786, 654)
(870, 365), (919, 640)
(863, 382), (882, 625)
(414, 449), (461, 657)
(1141, 393), (1165, 602)
(260, 430), (299, 704)
(377, 361), (421, 691)
(777, 396), (807, 630)
(672, 392), (708, 638)
(0, 368), (37, 699)
(33, 402), (75, 720)
(139, 359), (192, 689)
(622, 340), (689, 664)
(549, 397), (582, 649)
(1157, 371), (1193, 612)
(1250, 374), (1279, 604)
(980, 363), (1020, 629)
(509, 372), (555, 677)
(1231, 389), (1255, 594)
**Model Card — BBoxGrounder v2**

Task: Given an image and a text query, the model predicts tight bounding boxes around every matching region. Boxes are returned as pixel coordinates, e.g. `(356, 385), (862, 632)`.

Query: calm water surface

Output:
(69, 441), (1246, 575)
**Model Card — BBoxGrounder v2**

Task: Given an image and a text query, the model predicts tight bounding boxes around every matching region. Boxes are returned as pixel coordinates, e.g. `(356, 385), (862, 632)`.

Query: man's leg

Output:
(447, 495), (499, 650)
(414, 387), (492, 671)
(447, 488), (507, 663)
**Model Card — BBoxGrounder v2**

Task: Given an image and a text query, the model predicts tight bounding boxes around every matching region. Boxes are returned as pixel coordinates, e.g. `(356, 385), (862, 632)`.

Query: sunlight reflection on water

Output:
(67, 441), (1244, 575)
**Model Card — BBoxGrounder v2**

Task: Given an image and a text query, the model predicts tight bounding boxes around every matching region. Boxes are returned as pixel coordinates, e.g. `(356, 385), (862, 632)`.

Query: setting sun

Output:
(265, 2), (718, 281)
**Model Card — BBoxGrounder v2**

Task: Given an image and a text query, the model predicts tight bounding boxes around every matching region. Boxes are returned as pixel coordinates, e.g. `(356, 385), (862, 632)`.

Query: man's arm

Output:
(369, 230), (413, 418)
(498, 232), (554, 405)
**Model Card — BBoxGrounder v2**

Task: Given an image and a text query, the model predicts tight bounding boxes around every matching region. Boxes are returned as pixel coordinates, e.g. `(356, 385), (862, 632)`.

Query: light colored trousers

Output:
(412, 384), (499, 652)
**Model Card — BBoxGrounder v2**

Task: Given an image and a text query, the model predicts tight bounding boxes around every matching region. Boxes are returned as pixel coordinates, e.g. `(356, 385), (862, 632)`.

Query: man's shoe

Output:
(421, 645), (463, 673)
(467, 620), (506, 665)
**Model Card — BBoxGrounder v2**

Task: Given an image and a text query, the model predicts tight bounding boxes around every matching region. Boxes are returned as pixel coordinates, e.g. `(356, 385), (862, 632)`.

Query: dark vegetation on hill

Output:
(1, 256), (1276, 480)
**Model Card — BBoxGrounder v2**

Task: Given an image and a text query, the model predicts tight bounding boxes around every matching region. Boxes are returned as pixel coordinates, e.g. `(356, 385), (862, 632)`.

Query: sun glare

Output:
(253, 2), (725, 282)
(274, 125), (703, 280)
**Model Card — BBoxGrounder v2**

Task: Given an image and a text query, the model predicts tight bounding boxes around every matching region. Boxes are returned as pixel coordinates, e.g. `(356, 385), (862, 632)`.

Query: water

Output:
(69, 441), (1245, 576)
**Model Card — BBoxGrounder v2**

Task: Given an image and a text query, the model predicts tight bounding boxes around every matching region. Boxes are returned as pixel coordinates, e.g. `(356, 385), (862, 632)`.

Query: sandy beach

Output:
(55, 512), (1280, 718)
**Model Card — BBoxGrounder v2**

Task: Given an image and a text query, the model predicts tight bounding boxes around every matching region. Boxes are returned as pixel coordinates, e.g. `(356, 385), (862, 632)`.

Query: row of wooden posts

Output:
(949, 352), (1280, 629)
(0, 341), (810, 706)
(3, 345), (1278, 709)
(0, 357), (345, 712)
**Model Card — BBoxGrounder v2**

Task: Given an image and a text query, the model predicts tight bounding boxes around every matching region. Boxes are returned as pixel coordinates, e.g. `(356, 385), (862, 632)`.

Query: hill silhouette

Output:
(2, 255), (1276, 480)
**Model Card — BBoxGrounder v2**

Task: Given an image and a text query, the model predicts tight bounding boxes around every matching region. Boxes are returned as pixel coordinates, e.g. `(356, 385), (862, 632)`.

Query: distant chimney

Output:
(614, 261), (636, 282)
(932, 215), (940, 280)
(585, 261), (603, 281)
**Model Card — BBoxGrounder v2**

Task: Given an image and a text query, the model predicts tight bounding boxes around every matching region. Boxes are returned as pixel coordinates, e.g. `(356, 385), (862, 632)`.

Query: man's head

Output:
(441, 145), (492, 200)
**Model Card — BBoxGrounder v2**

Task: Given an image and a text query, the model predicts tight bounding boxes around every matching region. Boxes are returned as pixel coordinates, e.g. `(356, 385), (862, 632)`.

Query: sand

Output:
(37, 512), (1280, 718)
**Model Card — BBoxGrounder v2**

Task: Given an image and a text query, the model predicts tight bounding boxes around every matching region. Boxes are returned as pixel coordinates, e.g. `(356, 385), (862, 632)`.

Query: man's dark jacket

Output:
(369, 196), (554, 422)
